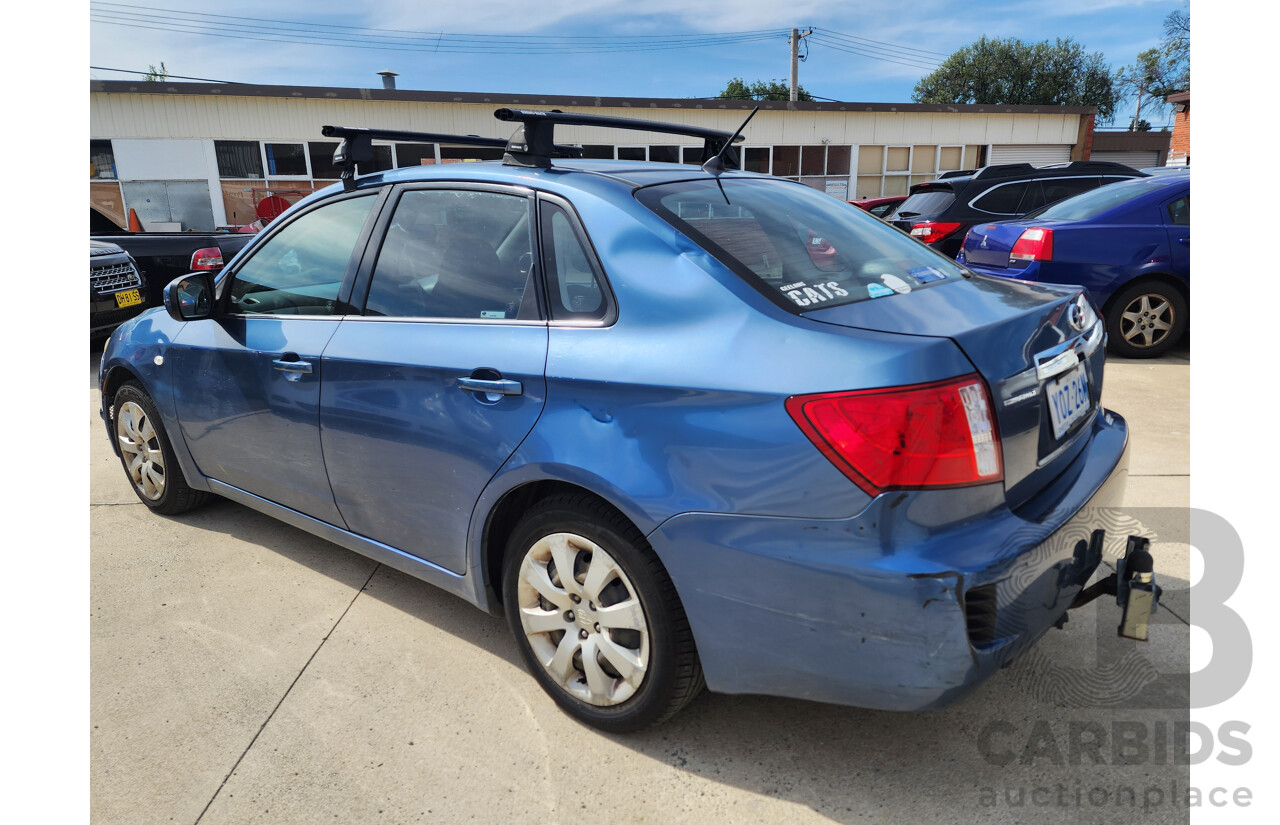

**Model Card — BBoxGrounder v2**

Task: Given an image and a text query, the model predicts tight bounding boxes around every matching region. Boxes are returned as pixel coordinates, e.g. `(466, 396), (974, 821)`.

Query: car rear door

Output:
(171, 189), (385, 524)
(318, 183), (548, 575)
(1162, 188), (1190, 277)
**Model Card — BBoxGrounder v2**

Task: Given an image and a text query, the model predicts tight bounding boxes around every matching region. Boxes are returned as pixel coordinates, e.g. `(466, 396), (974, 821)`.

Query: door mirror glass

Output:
(164, 273), (214, 321)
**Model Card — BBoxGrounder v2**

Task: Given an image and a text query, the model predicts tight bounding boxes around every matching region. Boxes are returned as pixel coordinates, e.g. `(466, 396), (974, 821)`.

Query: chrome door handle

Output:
(272, 359), (313, 382)
(458, 377), (523, 396)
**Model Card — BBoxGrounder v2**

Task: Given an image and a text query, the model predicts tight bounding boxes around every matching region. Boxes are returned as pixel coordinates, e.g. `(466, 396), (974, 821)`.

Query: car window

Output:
(1029, 177), (1176, 222)
(1166, 195), (1190, 226)
(893, 189), (953, 218)
(540, 202), (608, 322)
(869, 202), (898, 218)
(363, 189), (535, 320)
(638, 178), (965, 313)
(970, 181), (1030, 215)
(229, 194), (377, 315)
(1020, 177), (1100, 213)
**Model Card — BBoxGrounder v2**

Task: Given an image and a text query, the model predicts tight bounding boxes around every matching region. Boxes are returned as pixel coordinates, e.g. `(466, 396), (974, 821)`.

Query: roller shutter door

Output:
(988, 144), (1073, 166)
(1092, 150), (1159, 170)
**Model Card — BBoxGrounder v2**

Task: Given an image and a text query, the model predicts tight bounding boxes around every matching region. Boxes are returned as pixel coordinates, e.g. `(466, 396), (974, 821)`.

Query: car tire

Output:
(1105, 280), (1187, 359)
(502, 493), (703, 732)
(111, 382), (210, 515)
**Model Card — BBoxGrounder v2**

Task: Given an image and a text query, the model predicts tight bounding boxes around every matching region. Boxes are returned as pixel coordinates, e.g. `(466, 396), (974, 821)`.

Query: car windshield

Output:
(637, 178), (964, 312)
(892, 188), (954, 218)
(1024, 177), (1173, 221)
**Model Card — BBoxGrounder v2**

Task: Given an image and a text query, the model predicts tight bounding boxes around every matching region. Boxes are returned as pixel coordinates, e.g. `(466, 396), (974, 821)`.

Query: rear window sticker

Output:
(867, 283), (894, 298)
(908, 265), (947, 283)
(881, 273), (912, 294)
(784, 281), (851, 308)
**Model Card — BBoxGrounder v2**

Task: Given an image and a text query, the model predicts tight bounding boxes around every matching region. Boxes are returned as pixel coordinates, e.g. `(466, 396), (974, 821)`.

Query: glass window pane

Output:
(1167, 195), (1189, 226)
(826, 146), (851, 176)
(912, 146), (937, 173)
(542, 203), (607, 321)
(231, 194), (376, 315)
(801, 146), (825, 176)
(744, 147), (770, 173)
(972, 181), (1030, 214)
(580, 145), (614, 159)
(617, 147), (646, 161)
(857, 146), (883, 175)
(395, 142), (436, 167)
(265, 143), (307, 176)
(886, 147), (911, 173)
(215, 140), (263, 178)
(773, 146), (800, 177)
(441, 145), (505, 162)
(364, 145), (394, 173)
(681, 146), (704, 165)
(364, 190), (533, 320)
(649, 145), (680, 164)
(308, 142), (342, 179)
(91, 140), (117, 180)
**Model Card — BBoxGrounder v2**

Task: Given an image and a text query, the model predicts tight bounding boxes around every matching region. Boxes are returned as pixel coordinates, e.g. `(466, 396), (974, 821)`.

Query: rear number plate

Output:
(114, 289), (141, 308)
(1047, 363), (1090, 440)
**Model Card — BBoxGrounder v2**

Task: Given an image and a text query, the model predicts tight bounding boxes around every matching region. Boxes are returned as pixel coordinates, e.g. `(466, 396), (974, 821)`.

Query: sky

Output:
(89, 0), (1189, 128)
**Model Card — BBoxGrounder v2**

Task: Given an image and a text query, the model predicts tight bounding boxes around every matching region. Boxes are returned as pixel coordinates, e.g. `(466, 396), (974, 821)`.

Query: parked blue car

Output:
(957, 175), (1190, 358)
(100, 111), (1131, 731)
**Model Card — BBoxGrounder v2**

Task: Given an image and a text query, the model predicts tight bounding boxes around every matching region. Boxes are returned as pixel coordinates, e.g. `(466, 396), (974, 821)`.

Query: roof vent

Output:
(377, 70), (398, 90)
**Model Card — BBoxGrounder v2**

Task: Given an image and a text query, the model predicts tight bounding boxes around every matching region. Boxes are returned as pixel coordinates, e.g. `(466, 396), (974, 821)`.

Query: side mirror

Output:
(163, 273), (215, 322)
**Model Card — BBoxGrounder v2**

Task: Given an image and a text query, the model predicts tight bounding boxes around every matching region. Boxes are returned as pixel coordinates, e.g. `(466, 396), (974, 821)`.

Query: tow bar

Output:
(1068, 535), (1163, 641)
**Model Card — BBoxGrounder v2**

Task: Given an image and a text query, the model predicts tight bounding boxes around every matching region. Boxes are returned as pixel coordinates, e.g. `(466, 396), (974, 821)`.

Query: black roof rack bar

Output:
(493, 108), (745, 169)
(321, 125), (511, 191)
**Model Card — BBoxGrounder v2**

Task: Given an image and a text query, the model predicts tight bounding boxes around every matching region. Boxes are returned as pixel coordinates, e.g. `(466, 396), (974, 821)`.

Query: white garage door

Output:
(989, 144), (1073, 166)
(1092, 150), (1160, 170)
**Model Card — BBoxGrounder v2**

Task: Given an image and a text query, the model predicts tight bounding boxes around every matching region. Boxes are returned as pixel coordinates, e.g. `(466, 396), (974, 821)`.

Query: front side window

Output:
(363, 189), (535, 320)
(230, 194), (376, 315)
(638, 178), (964, 313)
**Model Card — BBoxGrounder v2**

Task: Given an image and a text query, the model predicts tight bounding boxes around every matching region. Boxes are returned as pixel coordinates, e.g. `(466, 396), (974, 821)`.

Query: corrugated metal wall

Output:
(988, 144), (1073, 165)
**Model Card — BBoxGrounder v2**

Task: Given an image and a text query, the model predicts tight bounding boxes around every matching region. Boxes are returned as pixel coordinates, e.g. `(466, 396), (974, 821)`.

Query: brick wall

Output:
(1168, 100), (1190, 164)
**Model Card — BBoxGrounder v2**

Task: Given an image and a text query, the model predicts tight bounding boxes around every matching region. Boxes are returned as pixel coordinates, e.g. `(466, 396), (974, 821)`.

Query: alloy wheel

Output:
(116, 400), (166, 501)
(1119, 293), (1175, 349)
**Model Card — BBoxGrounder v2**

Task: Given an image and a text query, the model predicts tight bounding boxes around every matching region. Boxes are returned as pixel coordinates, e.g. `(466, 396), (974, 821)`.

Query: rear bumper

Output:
(647, 408), (1130, 710)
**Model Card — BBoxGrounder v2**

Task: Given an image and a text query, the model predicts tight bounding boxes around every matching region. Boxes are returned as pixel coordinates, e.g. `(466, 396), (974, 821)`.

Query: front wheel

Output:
(502, 494), (703, 732)
(112, 382), (210, 514)
(1105, 281), (1187, 358)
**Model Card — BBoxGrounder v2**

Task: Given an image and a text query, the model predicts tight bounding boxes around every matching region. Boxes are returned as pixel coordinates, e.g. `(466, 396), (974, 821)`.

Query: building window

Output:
(265, 143), (308, 176)
(215, 140), (264, 178)
(617, 146), (647, 161)
(649, 145), (681, 164)
(772, 145), (800, 177)
(743, 147), (770, 174)
(580, 145), (614, 159)
(308, 142), (342, 179)
(440, 145), (504, 162)
(395, 143), (437, 167)
(91, 140), (117, 180)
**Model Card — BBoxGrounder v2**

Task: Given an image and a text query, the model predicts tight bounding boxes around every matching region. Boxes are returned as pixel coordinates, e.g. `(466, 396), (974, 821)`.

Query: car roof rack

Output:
(493, 108), (746, 169)
(321, 125), (583, 191)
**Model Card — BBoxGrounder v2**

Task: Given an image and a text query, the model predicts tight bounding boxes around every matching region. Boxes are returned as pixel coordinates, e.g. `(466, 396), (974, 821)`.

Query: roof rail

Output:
(493, 108), (745, 169)
(970, 163), (1036, 180)
(937, 168), (977, 179)
(322, 125), (580, 191)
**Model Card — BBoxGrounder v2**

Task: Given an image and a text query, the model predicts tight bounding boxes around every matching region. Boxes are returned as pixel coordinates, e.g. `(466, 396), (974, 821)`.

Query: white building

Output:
(89, 80), (1099, 231)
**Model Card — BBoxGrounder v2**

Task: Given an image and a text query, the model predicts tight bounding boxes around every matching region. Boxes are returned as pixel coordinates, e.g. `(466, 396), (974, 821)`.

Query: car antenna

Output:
(702, 106), (759, 175)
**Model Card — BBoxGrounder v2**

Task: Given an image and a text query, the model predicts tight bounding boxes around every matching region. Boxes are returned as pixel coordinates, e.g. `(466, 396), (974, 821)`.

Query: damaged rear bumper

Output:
(646, 409), (1130, 711)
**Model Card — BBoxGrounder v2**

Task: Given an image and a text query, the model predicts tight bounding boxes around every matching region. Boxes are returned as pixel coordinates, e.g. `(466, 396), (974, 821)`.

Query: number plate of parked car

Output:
(1047, 363), (1090, 439)
(114, 289), (141, 308)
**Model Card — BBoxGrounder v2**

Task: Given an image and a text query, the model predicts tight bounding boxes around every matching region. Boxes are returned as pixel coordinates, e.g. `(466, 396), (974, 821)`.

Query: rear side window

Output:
(1020, 177), (1100, 213)
(971, 181), (1030, 215)
(540, 201), (610, 322)
(637, 178), (964, 313)
(894, 188), (954, 217)
(1167, 195), (1189, 226)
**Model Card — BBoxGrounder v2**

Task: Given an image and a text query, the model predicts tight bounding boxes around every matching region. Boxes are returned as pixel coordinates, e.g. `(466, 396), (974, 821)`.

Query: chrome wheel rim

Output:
(516, 532), (650, 707)
(116, 400), (166, 501)
(1119, 293), (1174, 349)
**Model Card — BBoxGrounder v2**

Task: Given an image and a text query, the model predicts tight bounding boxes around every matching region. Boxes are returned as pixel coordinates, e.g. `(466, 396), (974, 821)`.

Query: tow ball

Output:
(1067, 535), (1163, 641)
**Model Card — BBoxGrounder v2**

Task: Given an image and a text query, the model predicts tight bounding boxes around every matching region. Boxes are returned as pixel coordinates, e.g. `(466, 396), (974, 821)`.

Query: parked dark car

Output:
(957, 175), (1190, 358)
(100, 110), (1137, 732)
(91, 207), (254, 307)
(849, 195), (907, 218)
(890, 161), (1147, 258)
(90, 241), (148, 338)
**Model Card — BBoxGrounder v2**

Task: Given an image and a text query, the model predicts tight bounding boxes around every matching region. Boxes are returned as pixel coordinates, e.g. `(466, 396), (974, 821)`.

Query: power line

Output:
(89, 65), (239, 83)
(808, 36), (940, 71)
(816, 28), (951, 59)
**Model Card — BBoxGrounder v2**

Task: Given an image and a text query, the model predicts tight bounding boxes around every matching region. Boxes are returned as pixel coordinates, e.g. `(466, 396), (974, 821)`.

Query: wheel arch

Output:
(1100, 272), (1189, 320)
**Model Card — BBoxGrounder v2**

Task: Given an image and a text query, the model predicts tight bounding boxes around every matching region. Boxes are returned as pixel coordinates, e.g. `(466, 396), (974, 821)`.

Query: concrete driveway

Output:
(90, 340), (1190, 825)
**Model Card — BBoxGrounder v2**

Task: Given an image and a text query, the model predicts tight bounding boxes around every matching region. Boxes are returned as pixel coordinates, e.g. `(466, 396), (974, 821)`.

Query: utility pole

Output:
(789, 28), (812, 102)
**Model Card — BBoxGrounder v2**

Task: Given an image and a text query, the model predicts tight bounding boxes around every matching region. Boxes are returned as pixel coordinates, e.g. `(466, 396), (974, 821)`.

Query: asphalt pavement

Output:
(90, 338), (1191, 825)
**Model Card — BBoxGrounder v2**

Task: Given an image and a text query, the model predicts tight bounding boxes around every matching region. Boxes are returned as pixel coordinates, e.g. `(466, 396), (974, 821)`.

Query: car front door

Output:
(171, 189), (384, 523)
(318, 184), (548, 574)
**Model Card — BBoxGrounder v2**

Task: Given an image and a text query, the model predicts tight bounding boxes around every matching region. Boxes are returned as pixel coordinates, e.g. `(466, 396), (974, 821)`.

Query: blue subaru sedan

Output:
(957, 174), (1190, 358)
(100, 111), (1130, 731)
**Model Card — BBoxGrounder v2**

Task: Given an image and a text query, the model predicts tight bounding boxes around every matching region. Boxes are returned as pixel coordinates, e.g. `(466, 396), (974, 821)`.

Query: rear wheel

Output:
(502, 494), (703, 732)
(112, 382), (210, 515)
(1106, 281), (1187, 359)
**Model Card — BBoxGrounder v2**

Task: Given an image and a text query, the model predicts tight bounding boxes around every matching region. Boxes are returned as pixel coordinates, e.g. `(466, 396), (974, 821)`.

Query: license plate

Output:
(1047, 363), (1091, 440)
(114, 289), (141, 308)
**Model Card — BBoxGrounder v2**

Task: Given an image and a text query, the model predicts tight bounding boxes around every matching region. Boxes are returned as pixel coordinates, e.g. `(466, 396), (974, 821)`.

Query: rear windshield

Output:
(637, 178), (964, 312)
(1026, 177), (1173, 222)
(893, 188), (955, 218)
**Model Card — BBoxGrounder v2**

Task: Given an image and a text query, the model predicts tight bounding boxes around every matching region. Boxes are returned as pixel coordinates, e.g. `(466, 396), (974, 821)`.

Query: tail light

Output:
(786, 374), (1003, 496)
(1009, 227), (1054, 263)
(909, 221), (964, 245)
(190, 247), (225, 270)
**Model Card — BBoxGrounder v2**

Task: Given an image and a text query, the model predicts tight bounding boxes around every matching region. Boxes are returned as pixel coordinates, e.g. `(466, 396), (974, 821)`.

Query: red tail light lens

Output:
(1009, 227), (1054, 262)
(786, 375), (1003, 496)
(909, 221), (964, 244)
(190, 247), (225, 270)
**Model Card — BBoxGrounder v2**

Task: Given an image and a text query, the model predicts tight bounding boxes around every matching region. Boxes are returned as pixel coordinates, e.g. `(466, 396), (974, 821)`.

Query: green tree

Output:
(1115, 7), (1190, 127)
(912, 37), (1118, 120)
(144, 62), (169, 81)
(718, 77), (812, 102)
